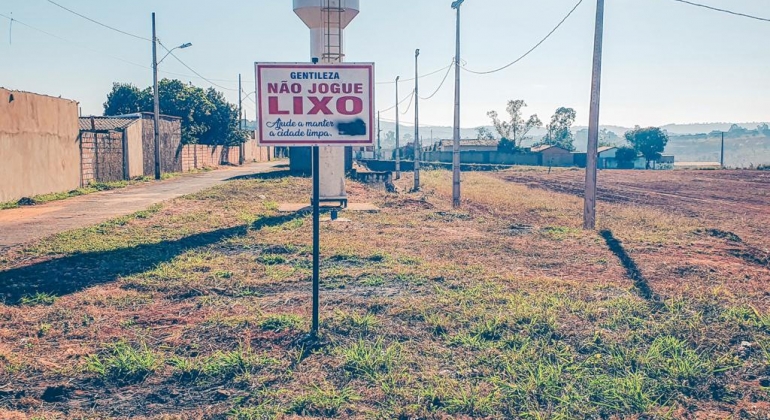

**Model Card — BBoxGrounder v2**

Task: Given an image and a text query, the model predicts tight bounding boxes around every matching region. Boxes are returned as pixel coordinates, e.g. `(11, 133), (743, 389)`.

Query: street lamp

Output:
(451, 0), (464, 207)
(152, 12), (192, 180)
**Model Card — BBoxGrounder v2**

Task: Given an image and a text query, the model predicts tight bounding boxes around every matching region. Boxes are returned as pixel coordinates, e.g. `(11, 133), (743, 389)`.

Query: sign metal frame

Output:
(255, 62), (375, 147)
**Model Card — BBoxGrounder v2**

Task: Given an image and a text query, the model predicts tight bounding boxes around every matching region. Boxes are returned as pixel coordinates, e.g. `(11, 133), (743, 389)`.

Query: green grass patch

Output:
(259, 314), (304, 333)
(85, 341), (162, 384)
(19, 292), (58, 306)
(340, 339), (401, 381)
(289, 385), (359, 417)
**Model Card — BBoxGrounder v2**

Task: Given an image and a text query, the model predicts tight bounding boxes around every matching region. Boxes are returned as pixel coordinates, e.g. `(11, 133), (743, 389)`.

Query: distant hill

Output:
(242, 119), (770, 167)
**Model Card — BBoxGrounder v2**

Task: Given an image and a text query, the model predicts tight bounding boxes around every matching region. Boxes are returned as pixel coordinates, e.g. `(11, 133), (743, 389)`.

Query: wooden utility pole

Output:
(452, 1), (463, 208)
(152, 13), (162, 180)
(414, 49), (421, 191)
(720, 131), (725, 168)
(584, 0), (605, 230)
(395, 76), (401, 179)
(377, 111), (382, 160)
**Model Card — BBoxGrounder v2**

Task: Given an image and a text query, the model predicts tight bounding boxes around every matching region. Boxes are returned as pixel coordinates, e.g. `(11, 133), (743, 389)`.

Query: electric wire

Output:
(0, 12), (150, 69)
(670, 0), (770, 23)
(419, 61), (455, 100)
(0, 12), (241, 91)
(376, 63), (453, 85)
(400, 88), (415, 115)
(379, 89), (415, 113)
(44, 0), (152, 41)
(461, 0), (584, 75)
(159, 42), (237, 91)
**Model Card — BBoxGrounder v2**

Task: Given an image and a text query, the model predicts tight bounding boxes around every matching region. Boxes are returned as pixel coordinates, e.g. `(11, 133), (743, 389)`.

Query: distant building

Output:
(674, 161), (720, 170)
(431, 138), (498, 152)
(530, 145), (573, 167)
(79, 113), (182, 182)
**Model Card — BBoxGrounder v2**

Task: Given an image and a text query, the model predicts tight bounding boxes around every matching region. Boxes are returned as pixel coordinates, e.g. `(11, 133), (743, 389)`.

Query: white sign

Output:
(255, 62), (375, 146)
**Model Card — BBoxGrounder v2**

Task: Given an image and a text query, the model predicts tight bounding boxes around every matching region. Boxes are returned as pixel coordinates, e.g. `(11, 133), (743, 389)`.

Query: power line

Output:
(462, 0), (584, 75)
(379, 89), (414, 113)
(400, 88), (415, 115)
(159, 42), (238, 91)
(420, 61), (455, 100)
(44, 0), (151, 41)
(376, 63), (453, 85)
(0, 12), (150, 69)
(670, 0), (770, 23)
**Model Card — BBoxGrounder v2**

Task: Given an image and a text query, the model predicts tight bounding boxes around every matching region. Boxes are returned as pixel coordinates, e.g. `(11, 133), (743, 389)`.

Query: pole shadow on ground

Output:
(0, 213), (306, 305)
(599, 229), (660, 304)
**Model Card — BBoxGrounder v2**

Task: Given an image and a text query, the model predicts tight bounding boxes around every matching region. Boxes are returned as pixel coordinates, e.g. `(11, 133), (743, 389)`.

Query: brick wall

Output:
(141, 114), (183, 176)
(180, 141), (274, 172)
(80, 131), (126, 186)
(80, 132), (96, 186)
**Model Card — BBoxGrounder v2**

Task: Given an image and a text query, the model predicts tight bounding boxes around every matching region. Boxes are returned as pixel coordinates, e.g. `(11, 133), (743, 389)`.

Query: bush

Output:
(616, 146), (638, 169)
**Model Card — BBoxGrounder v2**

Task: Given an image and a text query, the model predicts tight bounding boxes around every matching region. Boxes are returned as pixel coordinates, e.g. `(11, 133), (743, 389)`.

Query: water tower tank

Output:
(294, 0), (360, 30)
(292, 0), (362, 204)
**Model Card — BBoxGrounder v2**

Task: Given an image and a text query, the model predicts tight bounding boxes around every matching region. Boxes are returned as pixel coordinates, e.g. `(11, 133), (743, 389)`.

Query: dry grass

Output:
(0, 168), (768, 419)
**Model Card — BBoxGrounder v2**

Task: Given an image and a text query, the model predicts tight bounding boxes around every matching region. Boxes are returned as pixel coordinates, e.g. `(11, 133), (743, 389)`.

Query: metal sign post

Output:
(312, 146), (320, 334)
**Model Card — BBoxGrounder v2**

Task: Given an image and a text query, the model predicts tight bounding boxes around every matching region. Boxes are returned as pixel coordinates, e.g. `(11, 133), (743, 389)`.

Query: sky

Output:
(1, 0), (769, 129)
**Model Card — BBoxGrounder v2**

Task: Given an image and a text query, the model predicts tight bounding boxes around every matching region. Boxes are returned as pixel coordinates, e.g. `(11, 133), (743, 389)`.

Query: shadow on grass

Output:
(226, 169), (296, 182)
(600, 230), (660, 303)
(0, 213), (306, 305)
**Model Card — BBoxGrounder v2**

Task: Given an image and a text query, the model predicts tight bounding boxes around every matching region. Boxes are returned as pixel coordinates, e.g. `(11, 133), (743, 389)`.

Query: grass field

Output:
(1, 168), (769, 419)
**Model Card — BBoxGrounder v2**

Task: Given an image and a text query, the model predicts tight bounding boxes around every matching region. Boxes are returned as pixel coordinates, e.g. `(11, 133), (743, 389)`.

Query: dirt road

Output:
(500, 169), (770, 249)
(0, 162), (282, 250)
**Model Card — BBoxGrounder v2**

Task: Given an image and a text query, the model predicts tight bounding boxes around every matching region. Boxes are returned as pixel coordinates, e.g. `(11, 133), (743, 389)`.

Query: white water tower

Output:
(293, 0), (360, 204)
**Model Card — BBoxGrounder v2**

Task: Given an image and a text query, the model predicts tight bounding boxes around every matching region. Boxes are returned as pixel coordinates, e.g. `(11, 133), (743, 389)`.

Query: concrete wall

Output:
(539, 149), (573, 167)
(0, 89), (80, 202)
(125, 121), (144, 178)
(180, 141), (273, 172)
(242, 139), (273, 163)
(141, 114), (182, 176)
(423, 151), (540, 166)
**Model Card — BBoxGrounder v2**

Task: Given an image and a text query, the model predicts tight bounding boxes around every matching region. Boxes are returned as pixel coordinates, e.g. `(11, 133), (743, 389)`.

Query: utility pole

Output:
(395, 76), (401, 180)
(583, 0), (605, 230)
(238, 74), (245, 165)
(720, 131), (725, 168)
(414, 49), (421, 192)
(451, 0), (464, 208)
(152, 12), (162, 180)
(238, 74), (243, 131)
(377, 111), (382, 160)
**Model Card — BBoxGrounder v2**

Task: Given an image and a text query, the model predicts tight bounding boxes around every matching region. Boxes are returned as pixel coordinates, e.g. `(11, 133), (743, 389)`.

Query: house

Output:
(433, 138), (498, 152)
(79, 116), (144, 184)
(598, 146), (618, 169)
(79, 113), (183, 184)
(530, 145), (573, 167)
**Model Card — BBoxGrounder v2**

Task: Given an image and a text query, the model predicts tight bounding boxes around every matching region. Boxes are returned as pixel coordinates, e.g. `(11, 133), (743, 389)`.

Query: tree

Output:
(624, 126), (669, 169)
(383, 131), (396, 149)
(598, 129), (620, 147)
(103, 79), (246, 146)
(498, 138), (517, 153)
(539, 107), (577, 151)
(476, 127), (495, 141)
(487, 100), (542, 149)
(615, 146), (638, 169)
(392, 143), (415, 160)
(103, 83), (148, 116)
